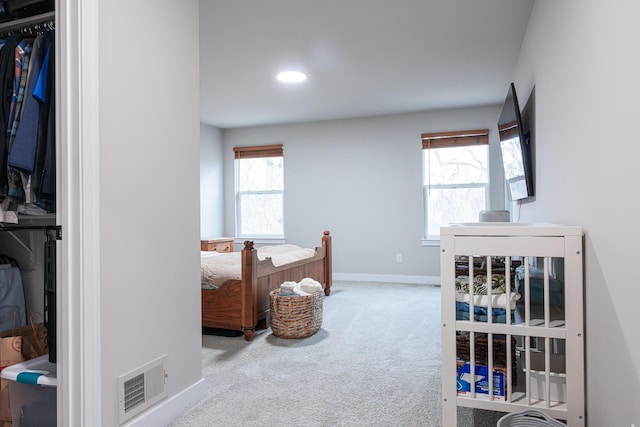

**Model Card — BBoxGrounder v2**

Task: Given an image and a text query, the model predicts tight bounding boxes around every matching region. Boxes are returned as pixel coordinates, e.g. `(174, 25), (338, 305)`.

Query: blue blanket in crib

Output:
(456, 301), (508, 323)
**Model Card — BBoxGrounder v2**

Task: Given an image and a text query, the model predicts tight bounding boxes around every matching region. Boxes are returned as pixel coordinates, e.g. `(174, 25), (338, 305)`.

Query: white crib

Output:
(440, 223), (585, 426)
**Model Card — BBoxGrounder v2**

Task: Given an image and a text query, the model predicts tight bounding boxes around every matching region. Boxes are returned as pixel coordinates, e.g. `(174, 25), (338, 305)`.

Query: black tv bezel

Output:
(499, 82), (533, 201)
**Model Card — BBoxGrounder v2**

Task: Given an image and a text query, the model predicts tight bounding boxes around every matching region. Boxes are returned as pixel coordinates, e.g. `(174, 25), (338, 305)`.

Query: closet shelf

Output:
(0, 214), (57, 229)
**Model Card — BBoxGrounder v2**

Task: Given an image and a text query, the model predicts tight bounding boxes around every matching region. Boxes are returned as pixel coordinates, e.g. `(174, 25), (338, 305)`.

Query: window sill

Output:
(235, 237), (286, 246)
(421, 239), (441, 247)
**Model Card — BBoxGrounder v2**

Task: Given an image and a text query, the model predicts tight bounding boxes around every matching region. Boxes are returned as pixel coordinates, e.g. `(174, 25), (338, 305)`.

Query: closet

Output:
(0, 3), (57, 346)
(440, 223), (585, 426)
(0, 6), (58, 427)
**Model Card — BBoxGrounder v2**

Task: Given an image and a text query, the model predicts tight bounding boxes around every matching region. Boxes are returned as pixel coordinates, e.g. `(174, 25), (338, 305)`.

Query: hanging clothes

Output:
(9, 31), (50, 208)
(5, 36), (34, 209)
(31, 31), (54, 209)
(0, 25), (55, 220)
(0, 253), (26, 332)
(9, 32), (48, 173)
(0, 34), (24, 199)
(0, 265), (27, 331)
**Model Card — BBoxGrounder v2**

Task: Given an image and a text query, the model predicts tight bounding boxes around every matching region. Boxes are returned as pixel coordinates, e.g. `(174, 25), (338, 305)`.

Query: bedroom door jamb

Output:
(58, 0), (102, 425)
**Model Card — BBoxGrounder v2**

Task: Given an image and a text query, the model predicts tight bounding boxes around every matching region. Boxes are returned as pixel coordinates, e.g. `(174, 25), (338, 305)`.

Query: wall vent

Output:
(118, 355), (168, 424)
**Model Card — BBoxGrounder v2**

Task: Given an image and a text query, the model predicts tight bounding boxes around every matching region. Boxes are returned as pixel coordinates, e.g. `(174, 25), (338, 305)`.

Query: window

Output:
(421, 129), (489, 240)
(234, 144), (284, 238)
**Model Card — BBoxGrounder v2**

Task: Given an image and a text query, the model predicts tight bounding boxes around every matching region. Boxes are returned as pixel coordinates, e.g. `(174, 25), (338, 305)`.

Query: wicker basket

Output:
(269, 289), (323, 339)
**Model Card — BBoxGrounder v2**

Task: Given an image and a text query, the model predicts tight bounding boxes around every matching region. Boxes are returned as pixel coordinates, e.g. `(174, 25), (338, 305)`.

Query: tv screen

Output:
(497, 82), (533, 201)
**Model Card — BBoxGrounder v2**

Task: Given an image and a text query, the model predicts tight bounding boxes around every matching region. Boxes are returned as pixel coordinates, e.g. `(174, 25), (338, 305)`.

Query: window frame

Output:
(233, 144), (285, 240)
(421, 129), (490, 242)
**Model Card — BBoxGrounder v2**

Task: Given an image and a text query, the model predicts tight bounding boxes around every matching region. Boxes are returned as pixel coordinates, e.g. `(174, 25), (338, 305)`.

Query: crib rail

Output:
(440, 224), (584, 426)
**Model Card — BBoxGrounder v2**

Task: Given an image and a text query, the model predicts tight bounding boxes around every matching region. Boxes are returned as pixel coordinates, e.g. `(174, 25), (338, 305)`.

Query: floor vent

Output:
(118, 355), (168, 424)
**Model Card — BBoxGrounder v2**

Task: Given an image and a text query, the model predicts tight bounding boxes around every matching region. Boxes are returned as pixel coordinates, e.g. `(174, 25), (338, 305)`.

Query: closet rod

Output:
(0, 224), (61, 238)
(0, 10), (54, 35)
(0, 225), (58, 231)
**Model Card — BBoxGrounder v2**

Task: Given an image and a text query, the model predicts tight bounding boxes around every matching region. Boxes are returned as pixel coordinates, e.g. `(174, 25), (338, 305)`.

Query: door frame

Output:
(58, 0), (102, 425)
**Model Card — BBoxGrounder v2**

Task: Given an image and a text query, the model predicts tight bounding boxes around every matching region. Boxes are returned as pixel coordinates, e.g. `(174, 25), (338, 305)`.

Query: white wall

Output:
(200, 123), (224, 238)
(222, 106), (503, 281)
(514, 1), (640, 425)
(98, 1), (202, 425)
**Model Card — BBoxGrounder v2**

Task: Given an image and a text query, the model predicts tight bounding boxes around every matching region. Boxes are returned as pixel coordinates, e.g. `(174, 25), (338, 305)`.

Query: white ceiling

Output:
(199, 0), (534, 129)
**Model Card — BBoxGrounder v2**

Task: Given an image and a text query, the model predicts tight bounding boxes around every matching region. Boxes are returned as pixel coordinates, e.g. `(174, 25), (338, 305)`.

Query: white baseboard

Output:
(333, 273), (440, 285)
(123, 377), (206, 427)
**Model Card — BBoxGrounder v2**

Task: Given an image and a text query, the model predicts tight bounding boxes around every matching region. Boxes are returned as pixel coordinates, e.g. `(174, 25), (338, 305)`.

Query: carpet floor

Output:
(167, 281), (504, 427)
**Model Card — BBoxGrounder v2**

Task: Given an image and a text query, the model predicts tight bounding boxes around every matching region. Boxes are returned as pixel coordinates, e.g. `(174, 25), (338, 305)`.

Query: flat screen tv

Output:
(497, 82), (533, 201)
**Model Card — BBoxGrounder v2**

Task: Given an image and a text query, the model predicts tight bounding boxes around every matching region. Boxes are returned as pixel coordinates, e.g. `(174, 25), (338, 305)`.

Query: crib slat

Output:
(470, 331), (476, 398)
(487, 256), (493, 325)
(526, 335), (531, 405)
(506, 333), (512, 403)
(469, 256), (475, 324)
(506, 257), (512, 326)
(488, 332), (494, 399)
(545, 337), (551, 407)
(544, 257), (550, 329)
(524, 259), (531, 326)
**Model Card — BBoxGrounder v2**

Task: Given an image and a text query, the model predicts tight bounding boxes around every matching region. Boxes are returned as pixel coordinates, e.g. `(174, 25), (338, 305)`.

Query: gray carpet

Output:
(168, 281), (504, 427)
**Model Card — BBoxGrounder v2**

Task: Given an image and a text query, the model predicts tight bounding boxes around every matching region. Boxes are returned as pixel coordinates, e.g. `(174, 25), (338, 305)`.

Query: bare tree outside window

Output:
(423, 145), (488, 239)
(236, 156), (284, 237)
(500, 136), (527, 201)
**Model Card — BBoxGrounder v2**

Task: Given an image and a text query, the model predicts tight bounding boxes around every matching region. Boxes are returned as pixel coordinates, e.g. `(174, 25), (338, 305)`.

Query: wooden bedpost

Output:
(322, 230), (332, 296)
(241, 240), (257, 340)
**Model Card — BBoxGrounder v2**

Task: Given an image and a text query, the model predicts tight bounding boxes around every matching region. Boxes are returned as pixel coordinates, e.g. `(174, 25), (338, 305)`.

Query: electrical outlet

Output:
(396, 253), (403, 263)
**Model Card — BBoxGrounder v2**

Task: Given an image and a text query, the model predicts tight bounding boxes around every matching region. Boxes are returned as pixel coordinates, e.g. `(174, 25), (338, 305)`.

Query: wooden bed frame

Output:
(201, 230), (332, 340)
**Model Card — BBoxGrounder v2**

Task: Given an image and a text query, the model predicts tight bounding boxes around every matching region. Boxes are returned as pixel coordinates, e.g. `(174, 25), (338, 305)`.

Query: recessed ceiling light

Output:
(277, 71), (307, 83)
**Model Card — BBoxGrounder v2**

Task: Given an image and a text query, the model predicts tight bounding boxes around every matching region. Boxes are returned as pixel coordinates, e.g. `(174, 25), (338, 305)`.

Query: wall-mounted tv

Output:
(497, 82), (533, 201)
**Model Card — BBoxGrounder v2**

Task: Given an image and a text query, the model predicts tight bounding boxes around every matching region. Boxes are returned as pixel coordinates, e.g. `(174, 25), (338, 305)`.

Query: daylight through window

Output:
(234, 144), (284, 238)
(421, 129), (489, 240)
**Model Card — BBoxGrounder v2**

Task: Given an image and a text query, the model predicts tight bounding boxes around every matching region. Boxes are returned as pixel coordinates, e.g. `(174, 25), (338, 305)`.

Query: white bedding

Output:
(455, 291), (521, 311)
(454, 273), (520, 310)
(200, 244), (316, 290)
